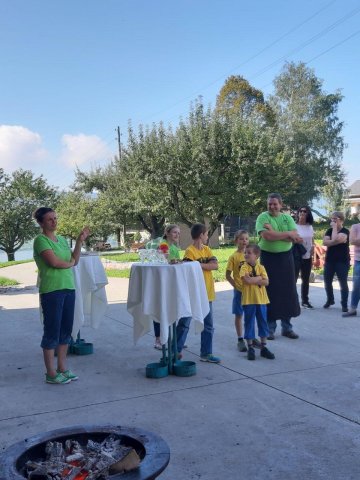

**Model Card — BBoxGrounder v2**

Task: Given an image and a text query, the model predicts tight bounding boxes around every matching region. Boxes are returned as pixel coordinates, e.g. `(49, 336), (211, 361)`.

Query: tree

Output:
(268, 61), (345, 208)
(56, 191), (114, 248)
(216, 75), (275, 125)
(0, 169), (57, 261)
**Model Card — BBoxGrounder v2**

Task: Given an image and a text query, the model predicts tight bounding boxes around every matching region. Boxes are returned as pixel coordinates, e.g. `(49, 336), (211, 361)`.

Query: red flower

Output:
(158, 242), (169, 253)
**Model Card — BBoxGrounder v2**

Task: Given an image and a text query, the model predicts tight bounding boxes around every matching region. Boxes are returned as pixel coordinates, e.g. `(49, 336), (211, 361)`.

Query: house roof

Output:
(348, 180), (360, 197)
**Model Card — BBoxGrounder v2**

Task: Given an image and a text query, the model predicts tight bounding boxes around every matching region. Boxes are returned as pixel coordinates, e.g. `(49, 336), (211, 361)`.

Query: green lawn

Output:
(0, 276), (19, 286)
(0, 259), (34, 269)
(104, 246), (237, 282)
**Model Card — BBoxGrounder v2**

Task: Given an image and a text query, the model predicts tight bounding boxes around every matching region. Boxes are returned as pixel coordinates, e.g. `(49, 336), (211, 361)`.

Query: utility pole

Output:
(116, 126), (122, 160)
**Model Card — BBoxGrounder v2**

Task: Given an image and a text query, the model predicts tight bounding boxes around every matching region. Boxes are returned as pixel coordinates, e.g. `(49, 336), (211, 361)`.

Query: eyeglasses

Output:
(299, 209), (307, 213)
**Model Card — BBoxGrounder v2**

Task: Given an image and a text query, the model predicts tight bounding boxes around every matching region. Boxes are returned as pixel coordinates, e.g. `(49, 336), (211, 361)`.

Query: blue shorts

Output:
(232, 289), (244, 316)
(40, 289), (75, 349)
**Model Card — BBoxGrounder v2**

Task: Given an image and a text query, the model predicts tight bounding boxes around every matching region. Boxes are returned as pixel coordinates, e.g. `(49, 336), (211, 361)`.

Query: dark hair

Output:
(267, 192), (283, 203)
(33, 207), (54, 224)
(246, 243), (261, 256)
(297, 206), (314, 225)
(191, 223), (207, 240)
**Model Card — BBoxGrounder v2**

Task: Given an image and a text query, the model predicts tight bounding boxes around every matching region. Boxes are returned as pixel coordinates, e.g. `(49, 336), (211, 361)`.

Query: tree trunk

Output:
(150, 215), (165, 239)
(7, 251), (15, 262)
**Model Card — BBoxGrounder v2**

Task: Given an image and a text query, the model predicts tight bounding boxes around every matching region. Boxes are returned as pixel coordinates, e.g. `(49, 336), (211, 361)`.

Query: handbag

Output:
(292, 242), (307, 260)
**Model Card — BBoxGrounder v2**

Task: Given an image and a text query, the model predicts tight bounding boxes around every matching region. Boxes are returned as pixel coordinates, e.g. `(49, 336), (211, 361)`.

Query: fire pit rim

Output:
(0, 424), (170, 480)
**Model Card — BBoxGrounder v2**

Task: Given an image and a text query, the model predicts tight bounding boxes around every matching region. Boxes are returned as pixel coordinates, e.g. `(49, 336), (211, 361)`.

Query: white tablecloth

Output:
(72, 254), (108, 337)
(127, 261), (209, 345)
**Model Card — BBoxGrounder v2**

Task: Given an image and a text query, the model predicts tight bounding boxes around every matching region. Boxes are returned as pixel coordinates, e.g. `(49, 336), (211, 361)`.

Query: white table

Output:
(127, 261), (209, 345)
(72, 254), (108, 337)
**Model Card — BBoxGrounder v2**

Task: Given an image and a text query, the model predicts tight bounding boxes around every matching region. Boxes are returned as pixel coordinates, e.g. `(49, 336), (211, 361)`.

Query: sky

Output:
(0, 0), (359, 191)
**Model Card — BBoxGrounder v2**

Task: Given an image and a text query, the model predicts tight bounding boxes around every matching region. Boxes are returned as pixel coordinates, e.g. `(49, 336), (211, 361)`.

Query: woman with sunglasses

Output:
(295, 207), (315, 309)
(322, 212), (350, 312)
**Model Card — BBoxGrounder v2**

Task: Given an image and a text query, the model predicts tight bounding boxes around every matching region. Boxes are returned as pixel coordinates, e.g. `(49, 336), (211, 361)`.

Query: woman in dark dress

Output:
(322, 211), (350, 312)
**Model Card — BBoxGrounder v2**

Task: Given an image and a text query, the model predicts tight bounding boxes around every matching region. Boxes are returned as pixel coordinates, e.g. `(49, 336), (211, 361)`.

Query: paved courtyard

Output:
(1, 262), (360, 479)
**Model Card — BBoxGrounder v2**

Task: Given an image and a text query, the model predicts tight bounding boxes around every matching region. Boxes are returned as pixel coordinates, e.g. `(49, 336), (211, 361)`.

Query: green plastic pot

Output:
(146, 362), (169, 379)
(173, 360), (196, 377)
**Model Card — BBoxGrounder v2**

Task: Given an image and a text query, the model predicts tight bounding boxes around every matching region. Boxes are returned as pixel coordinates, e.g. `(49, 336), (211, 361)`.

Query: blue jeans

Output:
(350, 260), (360, 310)
(40, 289), (75, 349)
(324, 261), (350, 309)
(267, 317), (293, 335)
(243, 304), (269, 340)
(176, 302), (214, 356)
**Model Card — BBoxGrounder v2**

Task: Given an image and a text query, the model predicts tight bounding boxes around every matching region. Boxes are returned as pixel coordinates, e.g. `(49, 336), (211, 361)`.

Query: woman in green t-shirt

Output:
(33, 207), (89, 385)
(255, 193), (302, 340)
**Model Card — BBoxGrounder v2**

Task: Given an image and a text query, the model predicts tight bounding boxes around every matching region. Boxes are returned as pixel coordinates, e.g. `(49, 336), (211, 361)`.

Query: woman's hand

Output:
(263, 223), (273, 231)
(78, 227), (90, 243)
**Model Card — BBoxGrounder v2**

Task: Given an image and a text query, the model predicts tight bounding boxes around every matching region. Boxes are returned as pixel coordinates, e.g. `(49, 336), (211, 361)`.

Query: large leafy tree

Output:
(56, 191), (114, 247)
(216, 75), (275, 125)
(0, 169), (57, 261)
(268, 61), (345, 208)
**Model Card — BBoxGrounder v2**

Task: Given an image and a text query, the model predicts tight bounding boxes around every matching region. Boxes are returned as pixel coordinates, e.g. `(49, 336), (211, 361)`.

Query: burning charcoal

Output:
(65, 439), (83, 454)
(65, 452), (84, 463)
(86, 440), (102, 453)
(45, 441), (65, 462)
(100, 435), (121, 455)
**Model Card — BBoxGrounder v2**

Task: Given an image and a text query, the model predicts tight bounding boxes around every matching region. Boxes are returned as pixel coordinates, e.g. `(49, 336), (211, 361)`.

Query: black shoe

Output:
(281, 331), (299, 339)
(342, 309), (357, 317)
(267, 333), (275, 340)
(323, 300), (335, 308)
(260, 347), (275, 360)
(247, 347), (256, 361)
(302, 302), (314, 309)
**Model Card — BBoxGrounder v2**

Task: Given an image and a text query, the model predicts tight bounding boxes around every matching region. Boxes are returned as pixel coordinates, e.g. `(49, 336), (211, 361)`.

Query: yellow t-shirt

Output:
(183, 244), (216, 301)
(239, 262), (269, 305)
(226, 250), (246, 292)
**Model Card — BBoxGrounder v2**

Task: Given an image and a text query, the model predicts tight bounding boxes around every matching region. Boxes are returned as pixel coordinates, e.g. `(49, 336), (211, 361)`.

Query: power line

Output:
(305, 28), (360, 64)
(133, 0), (340, 125)
(247, 5), (360, 81)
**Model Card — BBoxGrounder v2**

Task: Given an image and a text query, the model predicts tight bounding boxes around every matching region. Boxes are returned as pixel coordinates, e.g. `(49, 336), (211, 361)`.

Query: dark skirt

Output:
(260, 249), (300, 322)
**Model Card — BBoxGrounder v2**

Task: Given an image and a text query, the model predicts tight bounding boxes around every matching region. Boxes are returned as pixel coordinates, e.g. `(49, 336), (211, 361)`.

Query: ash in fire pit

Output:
(0, 425), (170, 480)
(24, 435), (140, 479)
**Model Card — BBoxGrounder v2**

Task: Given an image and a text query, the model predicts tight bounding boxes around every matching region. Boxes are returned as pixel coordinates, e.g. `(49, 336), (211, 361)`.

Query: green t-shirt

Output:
(33, 234), (75, 294)
(256, 211), (296, 253)
(147, 238), (180, 261)
(168, 242), (180, 261)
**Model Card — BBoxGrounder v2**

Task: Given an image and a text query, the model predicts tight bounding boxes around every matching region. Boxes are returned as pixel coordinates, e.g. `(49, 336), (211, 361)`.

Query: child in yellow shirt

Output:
(239, 244), (275, 361)
(176, 223), (221, 363)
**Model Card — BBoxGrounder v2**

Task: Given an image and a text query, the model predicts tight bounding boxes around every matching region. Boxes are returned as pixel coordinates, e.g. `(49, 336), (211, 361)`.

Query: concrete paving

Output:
(1, 262), (360, 479)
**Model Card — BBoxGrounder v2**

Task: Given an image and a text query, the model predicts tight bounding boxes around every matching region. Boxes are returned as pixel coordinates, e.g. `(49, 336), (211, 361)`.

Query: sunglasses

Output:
(299, 209), (307, 213)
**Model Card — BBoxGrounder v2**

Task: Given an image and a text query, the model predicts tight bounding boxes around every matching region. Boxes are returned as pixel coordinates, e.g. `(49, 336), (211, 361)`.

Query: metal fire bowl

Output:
(0, 425), (170, 480)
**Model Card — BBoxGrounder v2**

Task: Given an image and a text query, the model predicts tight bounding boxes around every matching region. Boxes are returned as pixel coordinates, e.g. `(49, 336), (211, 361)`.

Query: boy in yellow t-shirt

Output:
(226, 230), (249, 352)
(176, 223), (221, 364)
(239, 244), (275, 361)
